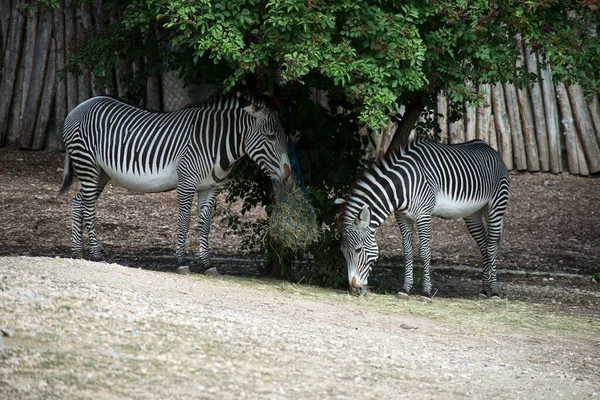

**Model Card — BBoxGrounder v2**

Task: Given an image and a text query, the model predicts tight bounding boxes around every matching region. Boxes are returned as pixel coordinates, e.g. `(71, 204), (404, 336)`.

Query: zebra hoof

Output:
(419, 295), (433, 303)
(478, 292), (489, 300)
(396, 292), (410, 300)
(175, 266), (191, 275)
(204, 267), (220, 276)
(490, 294), (501, 300)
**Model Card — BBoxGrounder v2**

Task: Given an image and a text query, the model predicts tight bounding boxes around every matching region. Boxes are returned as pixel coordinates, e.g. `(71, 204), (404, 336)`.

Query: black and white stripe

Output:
(60, 93), (291, 267)
(337, 139), (510, 298)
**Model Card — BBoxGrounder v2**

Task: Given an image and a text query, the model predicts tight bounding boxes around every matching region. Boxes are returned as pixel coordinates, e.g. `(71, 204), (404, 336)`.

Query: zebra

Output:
(335, 139), (510, 299)
(59, 93), (291, 269)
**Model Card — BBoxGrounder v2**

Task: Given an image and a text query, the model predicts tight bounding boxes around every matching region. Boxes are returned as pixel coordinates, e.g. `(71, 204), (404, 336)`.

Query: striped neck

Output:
(341, 156), (403, 231)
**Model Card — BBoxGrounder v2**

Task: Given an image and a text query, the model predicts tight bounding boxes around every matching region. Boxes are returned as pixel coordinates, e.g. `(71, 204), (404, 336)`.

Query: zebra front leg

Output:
(395, 213), (415, 298)
(71, 191), (84, 258)
(175, 188), (195, 266)
(197, 188), (219, 271)
(416, 216), (434, 300)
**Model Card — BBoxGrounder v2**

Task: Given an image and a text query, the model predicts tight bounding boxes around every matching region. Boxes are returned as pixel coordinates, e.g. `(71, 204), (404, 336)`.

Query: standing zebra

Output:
(60, 93), (291, 268)
(335, 139), (510, 299)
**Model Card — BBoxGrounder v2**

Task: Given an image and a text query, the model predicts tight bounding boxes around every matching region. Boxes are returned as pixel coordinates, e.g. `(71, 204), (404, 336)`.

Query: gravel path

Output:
(1, 256), (598, 399)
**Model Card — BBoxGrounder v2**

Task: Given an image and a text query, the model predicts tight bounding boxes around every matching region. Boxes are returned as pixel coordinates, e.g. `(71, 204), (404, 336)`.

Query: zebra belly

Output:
(99, 161), (179, 193)
(432, 194), (487, 219)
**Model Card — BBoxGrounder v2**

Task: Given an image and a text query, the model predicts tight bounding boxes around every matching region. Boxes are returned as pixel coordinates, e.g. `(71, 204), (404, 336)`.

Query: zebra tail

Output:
(59, 152), (73, 194)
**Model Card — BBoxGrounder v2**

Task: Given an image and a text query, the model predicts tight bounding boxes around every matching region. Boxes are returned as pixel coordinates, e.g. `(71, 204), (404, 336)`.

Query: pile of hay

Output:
(267, 182), (321, 251)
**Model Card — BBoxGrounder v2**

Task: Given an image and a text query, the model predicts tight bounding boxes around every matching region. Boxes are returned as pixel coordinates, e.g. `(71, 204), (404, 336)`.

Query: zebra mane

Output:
(184, 92), (281, 112)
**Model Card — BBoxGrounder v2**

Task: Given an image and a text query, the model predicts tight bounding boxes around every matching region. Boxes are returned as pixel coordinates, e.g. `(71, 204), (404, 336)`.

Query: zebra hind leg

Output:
(395, 213), (414, 299)
(416, 216), (434, 301)
(71, 191), (84, 258)
(463, 213), (494, 299)
(175, 187), (196, 267)
(80, 178), (109, 261)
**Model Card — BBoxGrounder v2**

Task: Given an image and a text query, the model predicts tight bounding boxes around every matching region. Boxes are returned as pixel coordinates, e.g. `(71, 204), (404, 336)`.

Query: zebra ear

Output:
(354, 205), (371, 230)
(333, 198), (346, 215)
(237, 92), (264, 117)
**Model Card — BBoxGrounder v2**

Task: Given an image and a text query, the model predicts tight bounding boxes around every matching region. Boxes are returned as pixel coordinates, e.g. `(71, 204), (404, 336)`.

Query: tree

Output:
(61, 0), (599, 285)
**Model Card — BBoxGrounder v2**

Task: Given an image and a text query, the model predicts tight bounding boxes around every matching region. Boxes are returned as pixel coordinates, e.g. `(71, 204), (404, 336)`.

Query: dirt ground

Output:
(0, 148), (599, 398)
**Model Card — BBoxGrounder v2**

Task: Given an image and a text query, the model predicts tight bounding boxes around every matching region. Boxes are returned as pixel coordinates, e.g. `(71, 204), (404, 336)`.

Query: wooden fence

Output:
(1, 1), (599, 175)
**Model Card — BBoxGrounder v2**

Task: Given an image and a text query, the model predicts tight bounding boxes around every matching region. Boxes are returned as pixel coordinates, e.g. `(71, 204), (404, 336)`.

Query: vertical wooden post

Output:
(448, 112), (465, 144)
(76, 2), (92, 101)
(476, 84), (491, 144)
(555, 83), (581, 175)
(32, 37), (57, 150)
(436, 93), (448, 143)
(54, 0), (67, 150)
(65, 0), (78, 112)
(491, 83), (513, 170)
(0, 4), (26, 145)
(503, 83), (527, 170)
(538, 55), (562, 173)
(524, 45), (550, 171)
(0, 0), (11, 50)
(489, 115), (498, 151)
(20, 8), (55, 149)
(568, 85), (600, 174)
(587, 94), (600, 145)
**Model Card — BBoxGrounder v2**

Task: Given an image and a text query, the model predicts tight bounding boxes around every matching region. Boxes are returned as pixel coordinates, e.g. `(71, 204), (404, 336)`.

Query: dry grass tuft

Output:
(267, 182), (321, 251)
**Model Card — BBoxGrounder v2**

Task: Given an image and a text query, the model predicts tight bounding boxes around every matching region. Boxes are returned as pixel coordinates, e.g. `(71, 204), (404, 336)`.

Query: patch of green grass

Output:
(194, 273), (599, 335)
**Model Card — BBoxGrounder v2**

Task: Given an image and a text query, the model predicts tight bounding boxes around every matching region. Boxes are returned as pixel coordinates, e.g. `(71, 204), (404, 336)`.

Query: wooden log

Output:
(503, 83), (527, 170)
(555, 83), (580, 175)
(436, 93), (448, 143)
(65, 0), (78, 112)
(491, 83), (513, 170)
(515, 37), (539, 172)
(538, 55), (562, 173)
(19, 8), (54, 149)
(524, 45), (550, 172)
(17, 8), (40, 145)
(575, 128), (590, 176)
(76, 2), (92, 101)
(448, 112), (465, 144)
(587, 94), (600, 145)
(0, 4), (25, 145)
(567, 84), (600, 173)
(476, 84), (491, 144)
(32, 37), (57, 150)
(54, 0), (67, 150)
(465, 106), (476, 142)
(0, 0), (11, 50)
(489, 114), (498, 151)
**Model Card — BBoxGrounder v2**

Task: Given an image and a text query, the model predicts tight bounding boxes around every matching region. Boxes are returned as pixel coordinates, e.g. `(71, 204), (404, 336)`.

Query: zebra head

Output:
(238, 93), (291, 184)
(335, 200), (379, 292)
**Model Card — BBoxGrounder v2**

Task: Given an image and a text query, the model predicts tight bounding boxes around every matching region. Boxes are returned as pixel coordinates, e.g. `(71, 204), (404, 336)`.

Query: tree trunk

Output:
(491, 83), (513, 170)
(374, 118), (397, 162)
(555, 83), (581, 175)
(0, 4), (25, 145)
(476, 84), (491, 144)
(538, 55), (562, 173)
(19, 8), (54, 149)
(386, 99), (426, 154)
(568, 85), (600, 174)
(524, 45), (550, 172)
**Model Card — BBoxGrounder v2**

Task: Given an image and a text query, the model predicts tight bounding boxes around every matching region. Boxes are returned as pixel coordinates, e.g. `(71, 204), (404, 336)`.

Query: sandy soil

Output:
(1, 256), (599, 399)
(1, 148), (599, 398)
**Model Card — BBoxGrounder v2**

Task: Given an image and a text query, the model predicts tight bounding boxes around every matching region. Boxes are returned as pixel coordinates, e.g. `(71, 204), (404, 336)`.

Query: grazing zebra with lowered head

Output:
(335, 139), (510, 299)
(60, 93), (291, 268)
